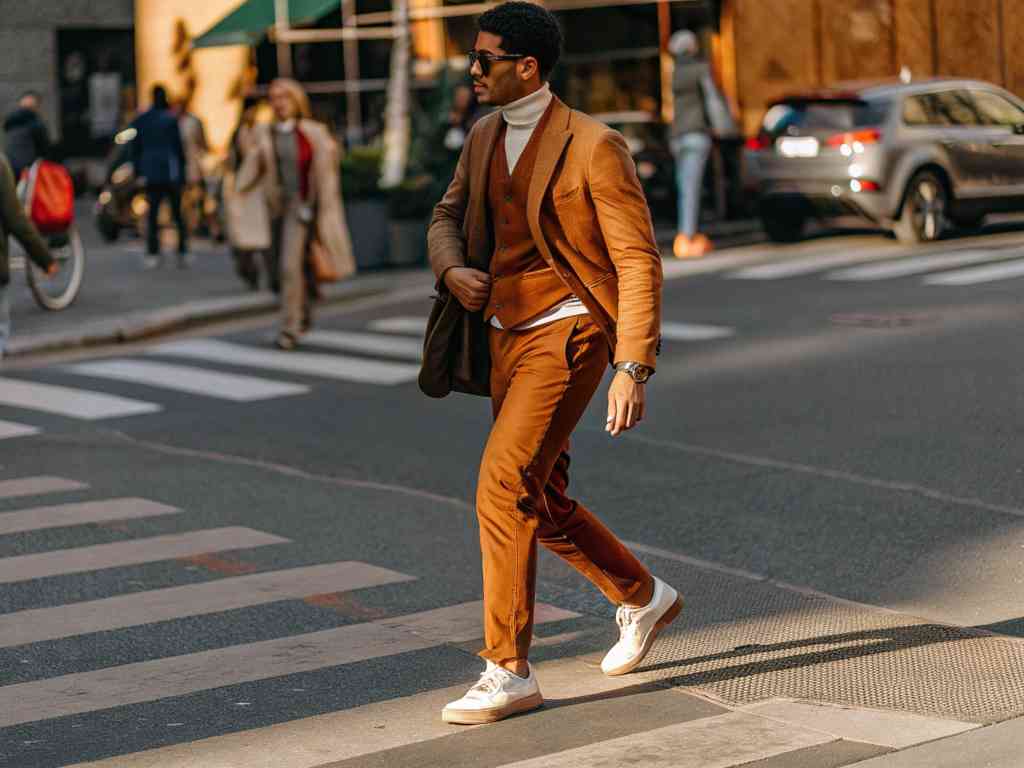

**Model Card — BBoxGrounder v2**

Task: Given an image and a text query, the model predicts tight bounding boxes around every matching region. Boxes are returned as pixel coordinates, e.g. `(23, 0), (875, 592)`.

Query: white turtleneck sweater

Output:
(491, 84), (589, 331)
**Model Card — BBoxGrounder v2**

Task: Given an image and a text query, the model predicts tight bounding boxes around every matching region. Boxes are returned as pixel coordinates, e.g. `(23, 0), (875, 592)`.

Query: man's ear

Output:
(519, 56), (540, 82)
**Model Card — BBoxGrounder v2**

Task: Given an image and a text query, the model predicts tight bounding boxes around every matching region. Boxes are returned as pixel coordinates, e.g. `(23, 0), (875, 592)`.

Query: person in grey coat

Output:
(3, 91), (51, 181)
(669, 30), (717, 259)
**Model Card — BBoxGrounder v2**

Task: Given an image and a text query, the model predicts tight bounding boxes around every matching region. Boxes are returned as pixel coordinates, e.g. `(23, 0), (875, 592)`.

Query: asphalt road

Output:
(2, 225), (1024, 767)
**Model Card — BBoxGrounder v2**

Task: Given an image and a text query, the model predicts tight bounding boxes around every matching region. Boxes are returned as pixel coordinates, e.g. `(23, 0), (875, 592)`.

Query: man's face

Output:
(268, 84), (296, 122)
(19, 95), (39, 112)
(470, 31), (533, 107)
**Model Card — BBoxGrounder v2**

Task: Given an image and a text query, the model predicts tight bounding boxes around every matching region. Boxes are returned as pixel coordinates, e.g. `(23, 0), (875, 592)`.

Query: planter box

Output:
(346, 199), (389, 270)
(388, 217), (428, 267)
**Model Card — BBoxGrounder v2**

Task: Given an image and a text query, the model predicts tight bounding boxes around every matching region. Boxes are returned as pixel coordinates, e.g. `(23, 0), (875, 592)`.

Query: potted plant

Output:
(386, 174), (440, 267)
(341, 145), (389, 270)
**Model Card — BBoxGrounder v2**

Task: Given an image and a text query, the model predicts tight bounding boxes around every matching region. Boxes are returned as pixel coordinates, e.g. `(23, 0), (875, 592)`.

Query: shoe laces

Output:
(616, 605), (640, 637)
(470, 665), (511, 695)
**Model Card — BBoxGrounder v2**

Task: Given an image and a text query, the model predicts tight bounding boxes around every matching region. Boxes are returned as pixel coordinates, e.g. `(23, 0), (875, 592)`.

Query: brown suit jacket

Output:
(424, 96), (662, 396)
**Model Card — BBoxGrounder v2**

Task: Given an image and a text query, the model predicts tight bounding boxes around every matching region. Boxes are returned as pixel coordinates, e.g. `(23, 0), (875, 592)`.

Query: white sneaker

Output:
(601, 577), (683, 676)
(442, 661), (543, 725)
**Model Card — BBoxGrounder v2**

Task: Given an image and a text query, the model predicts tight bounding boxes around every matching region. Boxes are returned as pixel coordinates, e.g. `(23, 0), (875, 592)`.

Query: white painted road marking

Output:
(728, 248), (906, 280)
(661, 322), (736, 342)
(302, 330), (423, 361)
(377, 600), (579, 643)
(0, 419), (39, 439)
(0, 497), (179, 536)
(0, 527), (289, 584)
(66, 360), (310, 401)
(497, 712), (833, 768)
(367, 316), (429, 335)
(0, 600), (574, 728)
(0, 378), (161, 420)
(740, 699), (977, 749)
(0, 476), (87, 501)
(826, 249), (1017, 281)
(923, 257), (1024, 285)
(661, 249), (783, 280)
(0, 561), (414, 648)
(149, 339), (420, 386)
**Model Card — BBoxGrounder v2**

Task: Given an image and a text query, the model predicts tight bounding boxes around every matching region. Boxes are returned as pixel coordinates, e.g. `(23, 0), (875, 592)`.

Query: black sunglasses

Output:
(468, 49), (526, 76)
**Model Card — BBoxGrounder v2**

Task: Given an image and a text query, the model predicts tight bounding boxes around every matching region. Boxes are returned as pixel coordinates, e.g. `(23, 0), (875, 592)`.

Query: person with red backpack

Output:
(0, 152), (57, 357)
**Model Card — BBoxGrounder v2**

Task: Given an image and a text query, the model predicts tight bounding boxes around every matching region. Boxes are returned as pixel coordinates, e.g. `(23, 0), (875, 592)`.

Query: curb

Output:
(4, 269), (432, 360)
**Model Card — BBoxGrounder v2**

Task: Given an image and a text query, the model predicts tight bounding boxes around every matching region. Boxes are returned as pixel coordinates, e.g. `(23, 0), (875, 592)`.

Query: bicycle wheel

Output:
(28, 225), (85, 311)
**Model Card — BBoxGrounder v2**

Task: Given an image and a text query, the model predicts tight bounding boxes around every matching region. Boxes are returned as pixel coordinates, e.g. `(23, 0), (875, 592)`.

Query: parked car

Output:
(743, 78), (1024, 244)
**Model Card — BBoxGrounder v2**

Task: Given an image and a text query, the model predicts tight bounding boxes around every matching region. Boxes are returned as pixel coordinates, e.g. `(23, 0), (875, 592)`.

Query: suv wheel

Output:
(895, 171), (947, 245)
(761, 213), (806, 243)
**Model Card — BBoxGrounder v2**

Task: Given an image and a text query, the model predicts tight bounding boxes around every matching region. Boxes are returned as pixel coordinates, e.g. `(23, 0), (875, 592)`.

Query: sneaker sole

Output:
(442, 691), (544, 725)
(603, 594), (684, 677)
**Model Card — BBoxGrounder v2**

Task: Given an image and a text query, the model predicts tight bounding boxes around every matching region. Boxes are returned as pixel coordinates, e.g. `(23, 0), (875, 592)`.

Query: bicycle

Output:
(10, 163), (86, 311)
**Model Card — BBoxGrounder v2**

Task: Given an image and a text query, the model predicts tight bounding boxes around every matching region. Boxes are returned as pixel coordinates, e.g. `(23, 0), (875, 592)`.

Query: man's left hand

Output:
(606, 372), (645, 437)
(46, 262), (59, 277)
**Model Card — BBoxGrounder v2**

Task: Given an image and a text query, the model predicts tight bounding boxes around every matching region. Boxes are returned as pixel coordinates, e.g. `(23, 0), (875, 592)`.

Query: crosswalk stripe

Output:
(923, 257), (1024, 285)
(661, 322), (735, 341)
(0, 497), (179, 536)
(661, 249), (783, 280)
(0, 527), (289, 584)
(0, 419), (39, 439)
(499, 712), (833, 768)
(367, 316), (428, 335)
(0, 600), (571, 728)
(0, 561), (414, 648)
(148, 339), (420, 386)
(728, 248), (906, 280)
(302, 330), (423, 361)
(826, 249), (1018, 281)
(0, 476), (87, 501)
(0, 378), (161, 420)
(65, 360), (310, 401)
(65, 656), (649, 768)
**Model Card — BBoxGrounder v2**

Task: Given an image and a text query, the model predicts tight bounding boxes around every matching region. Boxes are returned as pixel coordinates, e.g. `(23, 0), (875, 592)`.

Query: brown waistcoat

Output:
(484, 107), (571, 328)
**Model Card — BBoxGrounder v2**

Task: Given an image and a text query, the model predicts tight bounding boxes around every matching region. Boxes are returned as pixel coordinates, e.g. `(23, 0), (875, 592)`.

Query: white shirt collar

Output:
(275, 119), (297, 134)
(501, 83), (552, 129)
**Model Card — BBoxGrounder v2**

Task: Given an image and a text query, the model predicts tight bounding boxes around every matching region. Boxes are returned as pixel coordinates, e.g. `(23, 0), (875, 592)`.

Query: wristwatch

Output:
(614, 361), (654, 383)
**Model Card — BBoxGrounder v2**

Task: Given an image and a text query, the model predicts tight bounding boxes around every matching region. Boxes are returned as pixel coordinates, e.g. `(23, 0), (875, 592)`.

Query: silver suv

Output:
(743, 78), (1024, 244)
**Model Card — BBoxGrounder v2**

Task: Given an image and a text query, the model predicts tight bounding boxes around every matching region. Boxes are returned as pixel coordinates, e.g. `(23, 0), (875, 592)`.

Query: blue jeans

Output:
(0, 282), (10, 358)
(671, 133), (712, 238)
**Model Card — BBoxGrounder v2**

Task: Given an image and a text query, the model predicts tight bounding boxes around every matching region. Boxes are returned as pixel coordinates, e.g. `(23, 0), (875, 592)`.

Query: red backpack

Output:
(24, 160), (74, 233)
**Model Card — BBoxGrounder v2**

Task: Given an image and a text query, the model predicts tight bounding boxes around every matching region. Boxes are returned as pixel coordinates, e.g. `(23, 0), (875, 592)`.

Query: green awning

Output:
(193, 0), (340, 48)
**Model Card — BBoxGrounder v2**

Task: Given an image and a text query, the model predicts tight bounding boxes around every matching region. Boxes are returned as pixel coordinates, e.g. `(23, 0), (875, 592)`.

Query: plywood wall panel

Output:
(934, 0), (1002, 83)
(1002, 0), (1024, 95)
(820, 0), (896, 84)
(893, 0), (934, 79)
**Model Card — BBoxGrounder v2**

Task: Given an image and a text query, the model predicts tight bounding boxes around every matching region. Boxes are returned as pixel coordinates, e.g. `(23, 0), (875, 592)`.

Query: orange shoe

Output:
(672, 234), (692, 259)
(689, 234), (715, 257)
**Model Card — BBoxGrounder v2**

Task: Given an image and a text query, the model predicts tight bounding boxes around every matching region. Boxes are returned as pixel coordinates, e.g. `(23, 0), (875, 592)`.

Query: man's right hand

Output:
(444, 267), (492, 312)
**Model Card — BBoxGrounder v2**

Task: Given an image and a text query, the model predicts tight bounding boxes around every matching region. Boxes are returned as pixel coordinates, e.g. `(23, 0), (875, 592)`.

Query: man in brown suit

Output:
(429, 2), (682, 725)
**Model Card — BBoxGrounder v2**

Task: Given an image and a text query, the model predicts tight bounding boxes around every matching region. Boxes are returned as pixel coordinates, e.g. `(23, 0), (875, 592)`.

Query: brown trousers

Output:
(477, 314), (652, 665)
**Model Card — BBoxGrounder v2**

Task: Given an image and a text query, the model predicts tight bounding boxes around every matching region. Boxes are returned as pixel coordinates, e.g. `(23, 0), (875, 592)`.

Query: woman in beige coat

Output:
(223, 106), (272, 290)
(252, 79), (356, 349)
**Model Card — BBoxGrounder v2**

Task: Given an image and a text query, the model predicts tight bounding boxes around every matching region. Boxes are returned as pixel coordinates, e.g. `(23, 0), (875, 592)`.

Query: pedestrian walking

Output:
(3, 91), (51, 181)
(424, 1), (681, 725)
(0, 152), (56, 357)
(130, 85), (189, 269)
(669, 30), (720, 260)
(252, 78), (355, 350)
(223, 106), (271, 291)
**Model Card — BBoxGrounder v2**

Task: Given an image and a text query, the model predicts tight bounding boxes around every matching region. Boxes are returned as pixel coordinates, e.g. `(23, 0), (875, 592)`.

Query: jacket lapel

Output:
(467, 115), (501, 270)
(527, 97), (572, 252)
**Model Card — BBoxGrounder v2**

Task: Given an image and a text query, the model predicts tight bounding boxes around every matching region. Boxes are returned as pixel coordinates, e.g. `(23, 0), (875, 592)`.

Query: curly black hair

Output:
(477, 2), (563, 81)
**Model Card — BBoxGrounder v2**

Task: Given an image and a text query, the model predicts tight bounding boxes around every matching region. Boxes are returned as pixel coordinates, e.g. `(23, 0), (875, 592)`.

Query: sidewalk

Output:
(4, 213), (431, 359)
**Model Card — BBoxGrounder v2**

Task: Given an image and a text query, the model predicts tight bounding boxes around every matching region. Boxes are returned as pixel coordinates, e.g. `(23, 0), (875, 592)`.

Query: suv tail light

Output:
(825, 129), (882, 150)
(745, 134), (771, 151)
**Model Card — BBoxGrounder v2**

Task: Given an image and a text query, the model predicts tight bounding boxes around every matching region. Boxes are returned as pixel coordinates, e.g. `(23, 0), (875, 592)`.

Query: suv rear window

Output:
(761, 99), (890, 138)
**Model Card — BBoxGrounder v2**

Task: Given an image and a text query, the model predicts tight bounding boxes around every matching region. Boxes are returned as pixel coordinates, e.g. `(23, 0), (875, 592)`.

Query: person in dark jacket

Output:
(3, 91), (51, 181)
(130, 85), (188, 268)
(0, 153), (55, 357)
(669, 30), (716, 259)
